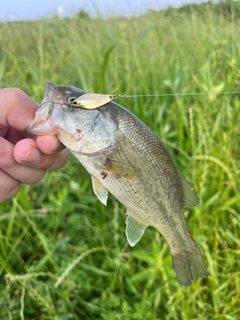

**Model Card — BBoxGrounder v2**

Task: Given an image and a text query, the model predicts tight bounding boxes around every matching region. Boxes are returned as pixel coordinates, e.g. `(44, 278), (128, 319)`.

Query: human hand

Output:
(0, 87), (69, 202)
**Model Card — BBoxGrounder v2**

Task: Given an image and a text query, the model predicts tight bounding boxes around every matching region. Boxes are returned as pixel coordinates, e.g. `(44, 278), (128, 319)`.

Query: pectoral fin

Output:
(91, 175), (108, 206)
(104, 158), (141, 180)
(125, 211), (148, 247)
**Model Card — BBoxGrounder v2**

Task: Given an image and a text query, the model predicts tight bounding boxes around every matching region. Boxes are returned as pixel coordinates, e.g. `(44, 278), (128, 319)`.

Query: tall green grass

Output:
(0, 2), (240, 319)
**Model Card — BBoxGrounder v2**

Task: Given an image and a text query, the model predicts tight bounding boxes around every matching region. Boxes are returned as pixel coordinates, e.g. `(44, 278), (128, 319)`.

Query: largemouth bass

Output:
(27, 81), (208, 286)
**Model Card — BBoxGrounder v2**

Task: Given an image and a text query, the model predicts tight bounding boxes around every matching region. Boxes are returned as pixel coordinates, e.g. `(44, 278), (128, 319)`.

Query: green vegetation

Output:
(0, 1), (240, 319)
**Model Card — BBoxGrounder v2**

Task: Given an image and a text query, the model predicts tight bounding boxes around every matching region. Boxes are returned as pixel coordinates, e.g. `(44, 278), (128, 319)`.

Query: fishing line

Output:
(111, 91), (240, 99)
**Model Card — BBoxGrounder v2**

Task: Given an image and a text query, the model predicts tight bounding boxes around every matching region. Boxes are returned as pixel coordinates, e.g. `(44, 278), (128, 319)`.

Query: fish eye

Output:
(68, 97), (77, 106)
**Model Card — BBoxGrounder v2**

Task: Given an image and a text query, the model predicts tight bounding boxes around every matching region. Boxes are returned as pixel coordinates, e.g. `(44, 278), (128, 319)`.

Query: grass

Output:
(0, 1), (240, 319)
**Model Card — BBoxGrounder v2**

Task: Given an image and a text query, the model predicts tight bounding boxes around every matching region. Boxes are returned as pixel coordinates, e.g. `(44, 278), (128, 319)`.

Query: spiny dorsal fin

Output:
(181, 176), (200, 208)
(125, 211), (148, 247)
(91, 175), (108, 206)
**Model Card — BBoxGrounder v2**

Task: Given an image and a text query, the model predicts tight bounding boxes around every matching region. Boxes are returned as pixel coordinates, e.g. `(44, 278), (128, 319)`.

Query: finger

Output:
(0, 88), (39, 131)
(0, 137), (46, 184)
(0, 169), (21, 203)
(36, 135), (66, 154)
(2, 127), (26, 144)
(14, 138), (69, 170)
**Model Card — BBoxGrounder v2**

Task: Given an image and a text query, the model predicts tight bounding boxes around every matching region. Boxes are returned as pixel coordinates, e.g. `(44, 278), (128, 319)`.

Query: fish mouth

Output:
(26, 81), (63, 135)
(26, 80), (87, 135)
(26, 114), (50, 135)
(26, 112), (54, 135)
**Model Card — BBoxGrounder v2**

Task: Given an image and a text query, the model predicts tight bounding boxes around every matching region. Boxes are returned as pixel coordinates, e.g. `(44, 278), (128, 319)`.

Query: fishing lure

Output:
(69, 93), (126, 109)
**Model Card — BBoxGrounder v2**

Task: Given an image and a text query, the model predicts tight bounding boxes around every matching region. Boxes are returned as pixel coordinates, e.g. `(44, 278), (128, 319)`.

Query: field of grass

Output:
(0, 1), (240, 319)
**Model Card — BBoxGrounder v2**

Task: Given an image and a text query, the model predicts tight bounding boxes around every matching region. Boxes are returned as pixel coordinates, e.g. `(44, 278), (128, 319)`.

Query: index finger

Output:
(0, 88), (39, 131)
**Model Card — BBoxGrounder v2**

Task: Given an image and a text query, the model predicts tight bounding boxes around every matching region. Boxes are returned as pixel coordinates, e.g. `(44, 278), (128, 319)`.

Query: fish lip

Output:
(46, 80), (56, 87)
(43, 80), (59, 102)
(26, 81), (61, 135)
(46, 80), (58, 92)
(26, 101), (56, 135)
(26, 116), (50, 134)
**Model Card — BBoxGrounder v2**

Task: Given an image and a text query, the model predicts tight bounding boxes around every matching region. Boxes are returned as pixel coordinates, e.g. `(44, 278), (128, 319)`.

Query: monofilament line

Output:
(114, 91), (240, 99)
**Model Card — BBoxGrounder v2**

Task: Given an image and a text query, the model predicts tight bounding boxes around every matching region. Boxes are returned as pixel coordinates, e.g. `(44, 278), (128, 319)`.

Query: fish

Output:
(27, 81), (208, 286)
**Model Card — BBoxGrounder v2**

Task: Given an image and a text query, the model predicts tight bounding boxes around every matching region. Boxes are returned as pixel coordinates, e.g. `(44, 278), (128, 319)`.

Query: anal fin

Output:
(91, 175), (108, 206)
(125, 210), (148, 247)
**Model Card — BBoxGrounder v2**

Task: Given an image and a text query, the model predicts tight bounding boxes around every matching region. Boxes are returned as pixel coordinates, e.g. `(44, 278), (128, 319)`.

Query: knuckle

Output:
(1, 88), (26, 108)
(0, 141), (14, 169)
(42, 156), (55, 170)
(9, 88), (26, 103)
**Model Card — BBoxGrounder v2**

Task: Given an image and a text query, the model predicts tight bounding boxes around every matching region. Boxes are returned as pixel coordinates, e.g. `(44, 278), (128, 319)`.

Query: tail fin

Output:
(171, 245), (208, 287)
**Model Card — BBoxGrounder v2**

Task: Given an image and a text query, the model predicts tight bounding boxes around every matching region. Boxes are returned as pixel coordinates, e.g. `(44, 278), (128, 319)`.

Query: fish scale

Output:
(27, 81), (208, 287)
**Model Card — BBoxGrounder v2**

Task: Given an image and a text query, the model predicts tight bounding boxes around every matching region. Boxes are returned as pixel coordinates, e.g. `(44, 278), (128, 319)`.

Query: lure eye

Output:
(68, 97), (77, 106)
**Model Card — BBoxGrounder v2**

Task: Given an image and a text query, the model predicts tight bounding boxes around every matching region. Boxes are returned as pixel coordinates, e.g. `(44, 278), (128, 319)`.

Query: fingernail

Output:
(20, 146), (41, 163)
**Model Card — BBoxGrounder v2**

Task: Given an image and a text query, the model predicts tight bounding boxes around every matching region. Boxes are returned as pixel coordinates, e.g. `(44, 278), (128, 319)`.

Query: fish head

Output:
(26, 81), (87, 136)
(27, 81), (118, 154)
